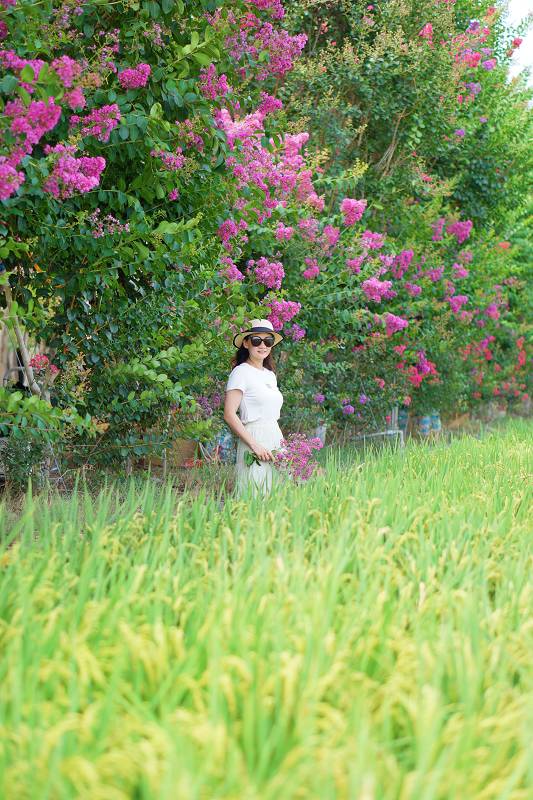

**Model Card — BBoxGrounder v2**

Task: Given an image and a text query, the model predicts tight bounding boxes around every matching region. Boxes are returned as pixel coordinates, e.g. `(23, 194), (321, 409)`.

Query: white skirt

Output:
(235, 419), (284, 496)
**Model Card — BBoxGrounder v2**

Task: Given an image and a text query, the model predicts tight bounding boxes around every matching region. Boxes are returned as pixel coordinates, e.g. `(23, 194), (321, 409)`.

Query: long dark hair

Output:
(232, 340), (277, 373)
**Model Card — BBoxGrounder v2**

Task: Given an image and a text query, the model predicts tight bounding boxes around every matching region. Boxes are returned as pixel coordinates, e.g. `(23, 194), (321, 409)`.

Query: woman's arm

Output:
(224, 390), (273, 461)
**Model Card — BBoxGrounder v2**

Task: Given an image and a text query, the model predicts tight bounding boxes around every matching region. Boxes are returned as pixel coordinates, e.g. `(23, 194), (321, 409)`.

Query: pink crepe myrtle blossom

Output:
(43, 144), (106, 198)
(286, 323), (306, 340)
(0, 160), (25, 199)
(452, 263), (469, 279)
(321, 224), (340, 250)
(64, 87), (86, 110)
(298, 217), (319, 241)
(199, 64), (230, 99)
(419, 23), (433, 40)
(118, 63), (151, 89)
(384, 313), (409, 336)
(484, 302), (500, 320)
(346, 256), (365, 274)
(258, 92), (283, 116)
(87, 208), (130, 238)
(391, 249), (414, 279)
(361, 230), (385, 250)
(150, 148), (185, 171)
(5, 97), (62, 157)
(302, 258), (320, 280)
(431, 217), (446, 241)
(268, 299), (301, 331)
(51, 55), (83, 88)
(448, 294), (469, 313)
(28, 353), (59, 376)
(248, 256), (285, 290)
(361, 276), (396, 303)
(275, 223), (294, 240)
(272, 433), (323, 482)
(446, 219), (473, 244)
(426, 266), (444, 282)
(70, 104), (121, 142)
(405, 282), (422, 297)
(219, 256), (244, 283)
(340, 197), (367, 225)
(375, 377), (386, 389)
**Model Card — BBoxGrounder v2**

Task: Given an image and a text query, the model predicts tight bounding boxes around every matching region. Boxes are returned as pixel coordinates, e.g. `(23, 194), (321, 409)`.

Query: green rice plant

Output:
(0, 421), (531, 799)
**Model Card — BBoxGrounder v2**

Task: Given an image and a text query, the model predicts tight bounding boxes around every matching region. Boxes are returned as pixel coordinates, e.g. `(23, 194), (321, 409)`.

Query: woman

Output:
(224, 319), (284, 496)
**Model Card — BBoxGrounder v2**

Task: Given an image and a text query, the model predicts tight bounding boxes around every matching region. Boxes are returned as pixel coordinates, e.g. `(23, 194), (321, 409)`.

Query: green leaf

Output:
(192, 52), (211, 67)
(20, 65), (35, 84)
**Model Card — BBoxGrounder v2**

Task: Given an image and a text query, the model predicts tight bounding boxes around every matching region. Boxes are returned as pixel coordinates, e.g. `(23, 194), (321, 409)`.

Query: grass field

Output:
(0, 422), (532, 799)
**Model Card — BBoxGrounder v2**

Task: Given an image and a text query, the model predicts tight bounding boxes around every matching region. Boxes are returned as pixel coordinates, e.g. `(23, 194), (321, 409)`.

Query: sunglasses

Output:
(246, 335), (276, 348)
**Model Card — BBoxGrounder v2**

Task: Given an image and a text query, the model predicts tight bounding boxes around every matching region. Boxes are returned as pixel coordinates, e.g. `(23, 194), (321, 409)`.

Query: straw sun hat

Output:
(232, 318), (283, 349)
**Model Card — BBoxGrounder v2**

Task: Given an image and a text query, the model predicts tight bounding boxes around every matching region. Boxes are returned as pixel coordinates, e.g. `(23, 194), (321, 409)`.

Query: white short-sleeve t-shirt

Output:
(226, 363), (283, 424)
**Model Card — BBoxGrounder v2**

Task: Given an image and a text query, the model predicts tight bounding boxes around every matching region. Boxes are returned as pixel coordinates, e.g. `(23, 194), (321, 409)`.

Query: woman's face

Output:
(244, 336), (273, 359)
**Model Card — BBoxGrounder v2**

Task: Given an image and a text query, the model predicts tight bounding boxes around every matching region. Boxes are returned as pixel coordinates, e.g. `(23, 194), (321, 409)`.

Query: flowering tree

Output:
(0, 0), (530, 466)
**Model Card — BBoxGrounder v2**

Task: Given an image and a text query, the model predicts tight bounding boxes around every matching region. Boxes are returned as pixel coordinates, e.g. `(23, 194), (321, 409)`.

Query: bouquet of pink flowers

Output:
(244, 433), (323, 481)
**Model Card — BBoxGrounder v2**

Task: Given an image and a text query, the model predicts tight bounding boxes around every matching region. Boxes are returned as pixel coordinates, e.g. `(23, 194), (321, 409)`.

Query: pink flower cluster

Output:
(70, 104), (121, 142)
(5, 97), (61, 154)
(43, 144), (106, 199)
(419, 23), (433, 41)
(268, 299), (301, 331)
(388, 249), (413, 280)
(51, 55), (83, 87)
(219, 256), (245, 283)
(29, 353), (59, 376)
(302, 257), (320, 280)
(431, 217), (446, 241)
(275, 222), (294, 240)
(361, 230), (385, 250)
(226, 14), (306, 81)
(248, 256), (285, 289)
(0, 97), (63, 198)
(405, 282), (422, 297)
(175, 119), (204, 152)
(448, 294), (469, 313)
(384, 313), (409, 336)
(361, 276), (396, 303)
(87, 208), (130, 238)
(214, 108), (316, 224)
(199, 64), (230, 99)
(322, 224), (340, 250)
(286, 323), (306, 341)
(340, 197), (367, 225)
(218, 218), (248, 251)
(150, 148), (185, 171)
(274, 433), (323, 481)
(0, 49), (46, 90)
(446, 219), (473, 244)
(346, 256), (365, 274)
(118, 63), (151, 89)
(0, 161), (25, 200)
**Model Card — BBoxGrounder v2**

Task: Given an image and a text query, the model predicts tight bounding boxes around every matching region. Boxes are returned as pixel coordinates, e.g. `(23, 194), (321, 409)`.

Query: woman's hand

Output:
(251, 443), (274, 462)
